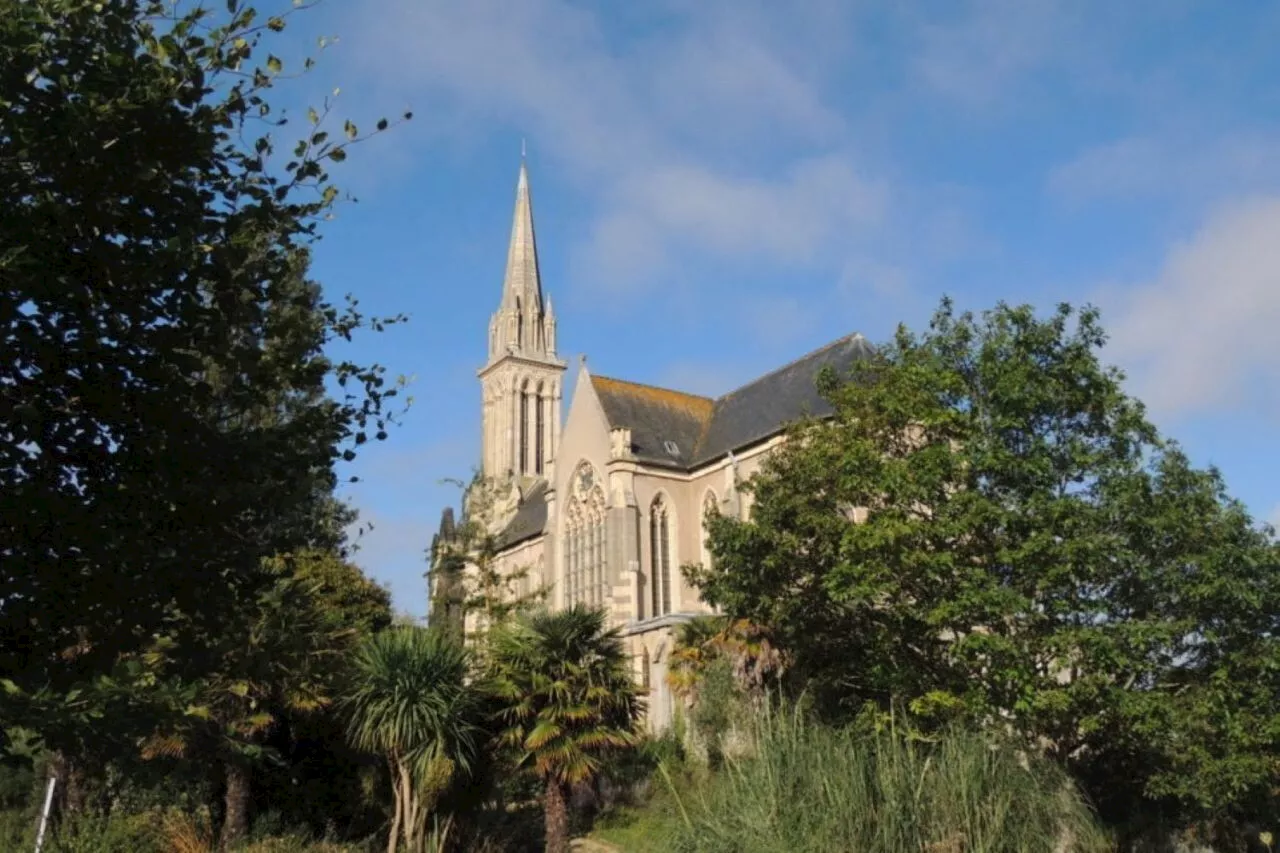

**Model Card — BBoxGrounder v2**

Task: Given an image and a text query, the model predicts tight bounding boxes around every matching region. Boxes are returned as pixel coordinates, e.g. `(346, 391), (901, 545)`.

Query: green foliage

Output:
(487, 606), (643, 853)
(488, 606), (644, 787)
(289, 550), (393, 638)
(0, 0), (408, 838)
(666, 616), (786, 768)
(690, 298), (1280, 830)
(343, 627), (483, 852)
(0, 0), (407, 791)
(660, 708), (1111, 853)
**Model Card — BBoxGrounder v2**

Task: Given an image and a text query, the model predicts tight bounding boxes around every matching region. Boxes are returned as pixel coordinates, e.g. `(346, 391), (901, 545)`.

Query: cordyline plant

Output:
(343, 627), (483, 853)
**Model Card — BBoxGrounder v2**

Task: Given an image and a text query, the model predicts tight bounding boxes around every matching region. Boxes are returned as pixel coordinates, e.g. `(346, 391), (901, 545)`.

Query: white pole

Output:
(34, 774), (56, 853)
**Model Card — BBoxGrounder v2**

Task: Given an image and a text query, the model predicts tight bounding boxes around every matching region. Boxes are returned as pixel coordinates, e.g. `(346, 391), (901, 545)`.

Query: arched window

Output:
(535, 382), (545, 475)
(649, 495), (672, 617)
(519, 381), (530, 475)
(566, 463), (607, 607)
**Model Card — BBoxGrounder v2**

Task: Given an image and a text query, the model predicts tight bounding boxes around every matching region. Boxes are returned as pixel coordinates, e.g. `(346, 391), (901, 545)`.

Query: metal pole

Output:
(34, 774), (56, 853)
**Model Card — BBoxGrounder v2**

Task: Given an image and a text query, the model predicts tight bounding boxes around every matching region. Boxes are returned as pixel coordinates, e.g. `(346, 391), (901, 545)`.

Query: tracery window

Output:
(566, 463), (608, 607)
(649, 495), (673, 617)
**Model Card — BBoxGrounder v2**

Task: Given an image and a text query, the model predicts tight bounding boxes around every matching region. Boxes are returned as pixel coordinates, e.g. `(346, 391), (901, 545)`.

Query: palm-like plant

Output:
(343, 627), (482, 853)
(488, 605), (643, 853)
(140, 562), (348, 850)
(667, 615), (728, 701)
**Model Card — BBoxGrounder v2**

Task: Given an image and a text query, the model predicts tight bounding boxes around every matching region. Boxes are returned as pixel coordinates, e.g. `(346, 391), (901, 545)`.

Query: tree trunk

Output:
(386, 759), (402, 853)
(543, 778), (570, 853)
(220, 762), (251, 850)
(48, 751), (87, 817)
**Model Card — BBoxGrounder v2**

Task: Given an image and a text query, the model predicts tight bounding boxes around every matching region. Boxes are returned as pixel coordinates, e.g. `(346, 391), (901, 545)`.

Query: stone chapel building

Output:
(428, 158), (872, 730)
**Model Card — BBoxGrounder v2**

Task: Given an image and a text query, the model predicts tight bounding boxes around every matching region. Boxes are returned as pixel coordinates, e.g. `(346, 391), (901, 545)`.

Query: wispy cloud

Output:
(1049, 131), (1280, 208)
(908, 0), (1072, 106)
(329, 0), (929, 307)
(1105, 196), (1280, 419)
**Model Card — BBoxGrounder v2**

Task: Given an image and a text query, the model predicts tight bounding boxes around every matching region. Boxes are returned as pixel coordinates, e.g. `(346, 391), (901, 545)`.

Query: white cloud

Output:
(1106, 197), (1280, 418)
(331, 0), (898, 300)
(909, 0), (1070, 105)
(1049, 132), (1280, 207)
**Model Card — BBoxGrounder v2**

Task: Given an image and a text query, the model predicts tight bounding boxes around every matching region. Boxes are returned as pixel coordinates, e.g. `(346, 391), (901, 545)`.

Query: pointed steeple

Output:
(479, 149), (566, 482)
(500, 154), (542, 314)
(489, 152), (555, 361)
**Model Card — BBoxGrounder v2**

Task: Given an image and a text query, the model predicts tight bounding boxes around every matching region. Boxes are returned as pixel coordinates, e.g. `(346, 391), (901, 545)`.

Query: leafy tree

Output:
(690, 299), (1280, 831)
(291, 547), (394, 638)
(140, 556), (358, 848)
(343, 627), (483, 853)
(0, 0), (406, 808)
(488, 606), (643, 853)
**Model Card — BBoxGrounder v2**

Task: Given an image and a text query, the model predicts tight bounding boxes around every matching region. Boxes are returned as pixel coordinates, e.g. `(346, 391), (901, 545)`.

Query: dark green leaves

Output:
(693, 298), (1280, 829)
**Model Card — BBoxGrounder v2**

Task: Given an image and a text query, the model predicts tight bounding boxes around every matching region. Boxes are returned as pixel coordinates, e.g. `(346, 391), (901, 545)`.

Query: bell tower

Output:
(478, 154), (566, 481)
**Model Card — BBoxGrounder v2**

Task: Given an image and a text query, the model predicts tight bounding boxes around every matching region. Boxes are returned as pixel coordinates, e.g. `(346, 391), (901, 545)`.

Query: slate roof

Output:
(492, 332), (874, 547)
(591, 377), (714, 468)
(497, 478), (548, 548)
(595, 332), (874, 470)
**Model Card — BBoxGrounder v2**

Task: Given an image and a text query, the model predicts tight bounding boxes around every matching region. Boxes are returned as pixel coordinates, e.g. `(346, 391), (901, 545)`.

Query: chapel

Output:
(428, 157), (872, 729)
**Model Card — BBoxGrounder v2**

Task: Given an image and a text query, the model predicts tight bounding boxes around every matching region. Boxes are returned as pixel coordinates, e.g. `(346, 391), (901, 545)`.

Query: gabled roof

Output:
(592, 332), (874, 471)
(487, 332), (873, 550)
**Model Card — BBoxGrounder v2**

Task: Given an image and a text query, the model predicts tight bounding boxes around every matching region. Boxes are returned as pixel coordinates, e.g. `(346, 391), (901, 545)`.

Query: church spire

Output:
(500, 153), (542, 313)
(479, 150), (567, 482)
(489, 152), (555, 361)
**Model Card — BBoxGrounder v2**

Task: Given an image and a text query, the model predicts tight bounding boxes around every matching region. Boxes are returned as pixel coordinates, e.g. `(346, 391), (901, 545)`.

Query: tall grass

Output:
(663, 706), (1112, 853)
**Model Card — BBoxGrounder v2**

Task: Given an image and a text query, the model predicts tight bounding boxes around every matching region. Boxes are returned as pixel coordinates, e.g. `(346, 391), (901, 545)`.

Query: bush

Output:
(663, 707), (1112, 853)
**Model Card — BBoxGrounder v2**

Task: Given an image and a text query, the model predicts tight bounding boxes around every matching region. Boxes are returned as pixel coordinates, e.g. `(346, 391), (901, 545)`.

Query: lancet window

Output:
(535, 383), (545, 475)
(519, 381), (530, 475)
(649, 495), (673, 618)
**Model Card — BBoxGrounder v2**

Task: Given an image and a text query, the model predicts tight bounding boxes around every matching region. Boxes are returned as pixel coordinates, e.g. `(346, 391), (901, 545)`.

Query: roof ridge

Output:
(591, 373), (716, 403)
(714, 332), (867, 403)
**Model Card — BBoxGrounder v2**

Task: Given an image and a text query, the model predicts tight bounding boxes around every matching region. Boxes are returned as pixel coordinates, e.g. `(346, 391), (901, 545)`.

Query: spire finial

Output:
(521, 137), (526, 159)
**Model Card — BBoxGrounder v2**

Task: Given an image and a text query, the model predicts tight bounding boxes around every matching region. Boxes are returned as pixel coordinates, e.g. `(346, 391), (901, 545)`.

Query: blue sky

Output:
(272, 0), (1280, 616)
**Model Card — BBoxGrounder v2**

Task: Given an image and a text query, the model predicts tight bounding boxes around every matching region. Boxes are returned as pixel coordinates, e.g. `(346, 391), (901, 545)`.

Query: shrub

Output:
(664, 706), (1112, 853)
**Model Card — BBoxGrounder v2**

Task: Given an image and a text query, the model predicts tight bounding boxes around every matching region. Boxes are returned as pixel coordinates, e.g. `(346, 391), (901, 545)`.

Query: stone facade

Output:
(428, 158), (873, 731)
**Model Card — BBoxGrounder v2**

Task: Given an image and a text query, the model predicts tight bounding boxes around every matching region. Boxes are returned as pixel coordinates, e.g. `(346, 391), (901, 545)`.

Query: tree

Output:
(343, 627), (483, 853)
(690, 299), (1280, 831)
(487, 606), (643, 853)
(141, 554), (362, 848)
(292, 547), (394, 638)
(0, 0), (406, 808)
